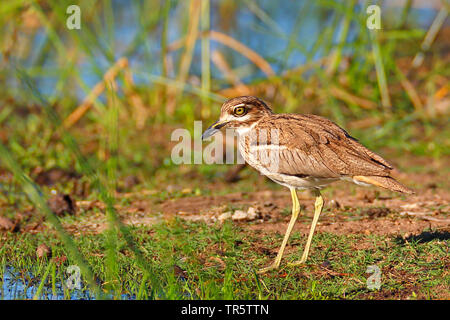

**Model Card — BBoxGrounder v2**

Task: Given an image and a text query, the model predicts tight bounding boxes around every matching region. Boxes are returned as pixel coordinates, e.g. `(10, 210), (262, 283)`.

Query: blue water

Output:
(8, 1), (442, 99)
(0, 266), (95, 300)
(0, 266), (136, 300)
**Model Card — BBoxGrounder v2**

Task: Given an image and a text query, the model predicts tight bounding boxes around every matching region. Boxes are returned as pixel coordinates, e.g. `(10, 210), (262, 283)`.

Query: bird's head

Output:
(202, 96), (273, 140)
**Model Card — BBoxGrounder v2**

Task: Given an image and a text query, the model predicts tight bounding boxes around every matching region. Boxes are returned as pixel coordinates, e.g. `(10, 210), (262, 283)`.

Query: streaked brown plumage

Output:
(241, 113), (412, 193)
(202, 96), (414, 273)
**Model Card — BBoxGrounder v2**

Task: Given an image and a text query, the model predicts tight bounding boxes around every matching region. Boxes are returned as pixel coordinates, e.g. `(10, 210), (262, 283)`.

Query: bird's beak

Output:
(202, 120), (227, 140)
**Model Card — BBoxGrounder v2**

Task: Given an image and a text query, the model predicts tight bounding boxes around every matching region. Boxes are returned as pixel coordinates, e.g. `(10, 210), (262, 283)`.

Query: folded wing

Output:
(251, 114), (393, 178)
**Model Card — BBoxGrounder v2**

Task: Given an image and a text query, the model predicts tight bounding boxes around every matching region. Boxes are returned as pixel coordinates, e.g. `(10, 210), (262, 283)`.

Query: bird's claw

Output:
(257, 263), (279, 274)
(288, 258), (306, 267)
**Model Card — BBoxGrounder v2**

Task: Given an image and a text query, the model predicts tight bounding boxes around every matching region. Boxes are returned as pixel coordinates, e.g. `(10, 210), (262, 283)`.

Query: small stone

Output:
(400, 203), (419, 210)
(36, 243), (51, 259)
(231, 210), (248, 221)
(246, 207), (258, 219)
(218, 211), (232, 222)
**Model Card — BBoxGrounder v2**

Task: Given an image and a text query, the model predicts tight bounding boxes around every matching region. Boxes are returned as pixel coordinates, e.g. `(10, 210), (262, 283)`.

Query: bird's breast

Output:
(237, 133), (286, 174)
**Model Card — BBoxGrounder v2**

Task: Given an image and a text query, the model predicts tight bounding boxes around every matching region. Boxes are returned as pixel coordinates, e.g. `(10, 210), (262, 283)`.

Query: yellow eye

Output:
(233, 106), (246, 116)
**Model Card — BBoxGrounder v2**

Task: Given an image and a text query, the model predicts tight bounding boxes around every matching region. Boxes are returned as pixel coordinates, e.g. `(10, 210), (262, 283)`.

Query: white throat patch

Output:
(235, 120), (258, 136)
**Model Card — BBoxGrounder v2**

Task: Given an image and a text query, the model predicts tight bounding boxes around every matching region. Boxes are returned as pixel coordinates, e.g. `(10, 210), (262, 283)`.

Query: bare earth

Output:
(68, 160), (449, 240)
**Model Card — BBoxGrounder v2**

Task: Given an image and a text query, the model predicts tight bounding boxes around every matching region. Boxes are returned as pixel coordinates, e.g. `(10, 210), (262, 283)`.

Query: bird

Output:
(202, 96), (414, 273)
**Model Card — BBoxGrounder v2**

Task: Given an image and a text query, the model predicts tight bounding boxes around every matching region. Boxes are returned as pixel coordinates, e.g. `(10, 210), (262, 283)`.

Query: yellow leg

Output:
(258, 187), (300, 274)
(290, 189), (324, 266)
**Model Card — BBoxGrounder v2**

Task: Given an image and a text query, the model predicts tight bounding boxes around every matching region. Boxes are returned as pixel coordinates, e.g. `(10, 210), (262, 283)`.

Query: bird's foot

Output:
(257, 263), (279, 274)
(288, 257), (307, 267)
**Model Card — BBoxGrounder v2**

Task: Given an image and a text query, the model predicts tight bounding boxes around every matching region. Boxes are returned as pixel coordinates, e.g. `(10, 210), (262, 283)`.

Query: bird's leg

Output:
(258, 187), (300, 274)
(290, 189), (323, 266)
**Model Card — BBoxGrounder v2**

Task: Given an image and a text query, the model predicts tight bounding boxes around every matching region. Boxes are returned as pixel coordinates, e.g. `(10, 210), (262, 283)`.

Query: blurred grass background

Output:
(1, 0), (449, 180)
(0, 0), (449, 299)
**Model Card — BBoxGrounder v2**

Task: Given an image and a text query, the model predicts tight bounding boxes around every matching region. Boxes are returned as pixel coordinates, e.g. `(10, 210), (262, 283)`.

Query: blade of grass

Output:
(326, 0), (355, 76)
(160, 0), (171, 107)
(137, 272), (149, 300)
(167, 0), (202, 115)
(33, 261), (53, 300)
(51, 262), (57, 299)
(201, 0), (211, 119)
(369, 29), (392, 112)
(103, 81), (120, 298)
(243, 0), (284, 35)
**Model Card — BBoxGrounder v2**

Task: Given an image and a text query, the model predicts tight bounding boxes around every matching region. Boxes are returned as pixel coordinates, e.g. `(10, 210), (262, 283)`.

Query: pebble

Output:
(218, 211), (232, 222)
(231, 207), (260, 221)
(231, 210), (248, 221)
(246, 207), (258, 219)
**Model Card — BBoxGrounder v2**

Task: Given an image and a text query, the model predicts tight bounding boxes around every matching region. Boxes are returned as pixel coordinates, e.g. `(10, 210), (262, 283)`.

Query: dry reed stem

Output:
(123, 67), (149, 130)
(329, 85), (377, 110)
(63, 57), (129, 129)
(349, 117), (382, 129)
(166, 0), (201, 115)
(412, 7), (448, 68)
(396, 63), (424, 113)
(168, 30), (275, 78)
(211, 50), (250, 95)
(207, 30), (275, 77)
(217, 58), (329, 98)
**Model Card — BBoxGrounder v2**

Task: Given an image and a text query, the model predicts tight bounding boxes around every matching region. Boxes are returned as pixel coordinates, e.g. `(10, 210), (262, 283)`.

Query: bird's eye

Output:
(233, 106), (247, 116)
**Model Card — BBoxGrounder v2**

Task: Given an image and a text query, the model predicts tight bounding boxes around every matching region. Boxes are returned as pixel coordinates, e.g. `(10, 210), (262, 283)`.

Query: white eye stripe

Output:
(224, 113), (250, 122)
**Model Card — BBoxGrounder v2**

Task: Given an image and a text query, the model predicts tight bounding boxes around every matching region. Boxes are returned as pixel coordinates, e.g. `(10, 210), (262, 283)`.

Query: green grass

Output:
(1, 218), (448, 299)
(0, 0), (449, 300)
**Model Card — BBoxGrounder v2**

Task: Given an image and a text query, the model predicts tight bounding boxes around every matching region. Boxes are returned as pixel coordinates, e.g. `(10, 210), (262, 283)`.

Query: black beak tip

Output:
(202, 120), (226, 141)
(201, 128), (218, 141)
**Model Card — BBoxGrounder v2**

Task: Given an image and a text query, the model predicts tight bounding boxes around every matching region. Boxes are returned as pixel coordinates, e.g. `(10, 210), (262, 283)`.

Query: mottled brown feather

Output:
(249, 114), (392, 178)
(214, 96), (414, 194)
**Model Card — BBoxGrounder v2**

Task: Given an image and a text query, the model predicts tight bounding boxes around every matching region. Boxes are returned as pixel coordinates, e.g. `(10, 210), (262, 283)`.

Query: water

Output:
(7, 1), (442, 99)
(1, 266), (94, 300)
(0, 266), (134, 300)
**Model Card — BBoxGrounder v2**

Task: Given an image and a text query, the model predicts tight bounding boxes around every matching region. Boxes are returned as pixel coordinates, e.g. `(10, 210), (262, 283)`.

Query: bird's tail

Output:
(353, 175), (415, 194)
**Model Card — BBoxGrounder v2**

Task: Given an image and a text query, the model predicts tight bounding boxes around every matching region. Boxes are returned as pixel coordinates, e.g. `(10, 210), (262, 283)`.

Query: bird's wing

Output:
(248, 114), (392, 178)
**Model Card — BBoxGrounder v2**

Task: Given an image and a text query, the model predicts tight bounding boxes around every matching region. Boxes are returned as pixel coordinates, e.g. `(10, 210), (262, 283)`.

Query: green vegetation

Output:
(0, 0), (448, 299)
(1, 219), (448, 299)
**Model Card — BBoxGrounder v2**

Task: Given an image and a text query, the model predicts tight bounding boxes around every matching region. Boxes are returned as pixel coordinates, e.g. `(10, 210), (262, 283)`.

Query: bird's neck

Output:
(235, 119), (261, 136)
